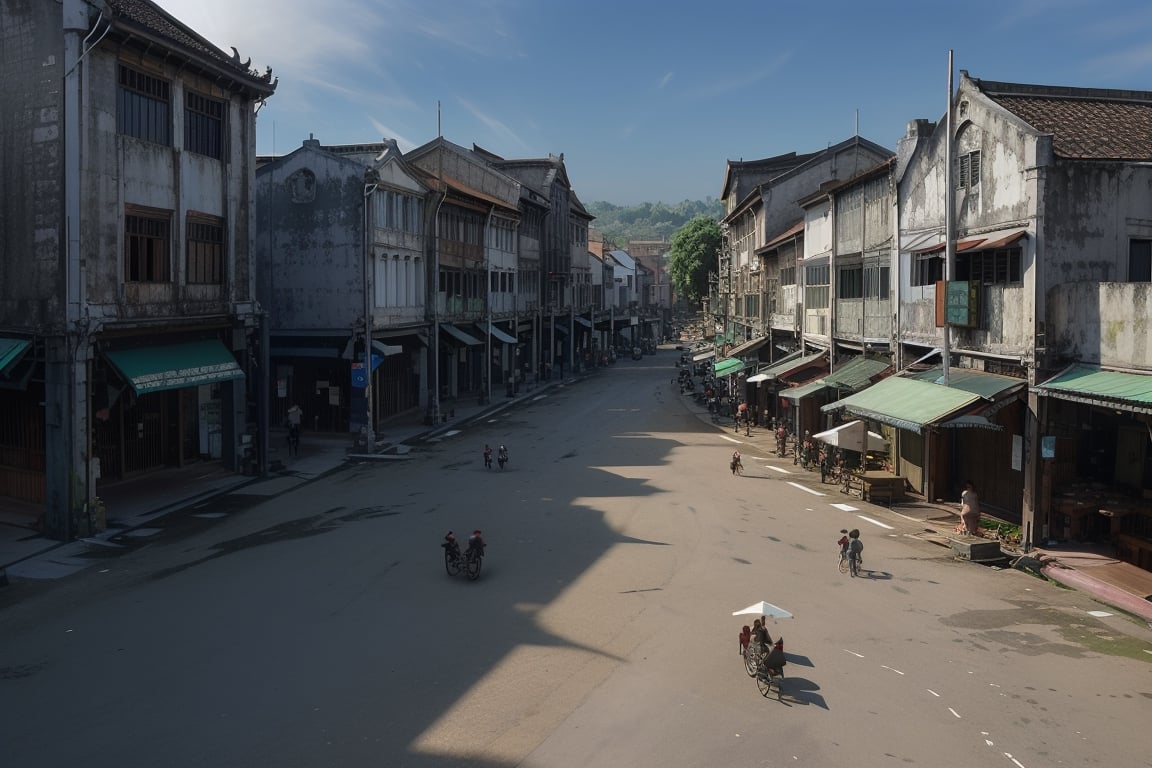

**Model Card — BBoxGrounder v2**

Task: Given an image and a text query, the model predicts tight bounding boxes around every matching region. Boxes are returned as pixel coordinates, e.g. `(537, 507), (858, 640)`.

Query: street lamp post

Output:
(362, 169), (379, 449)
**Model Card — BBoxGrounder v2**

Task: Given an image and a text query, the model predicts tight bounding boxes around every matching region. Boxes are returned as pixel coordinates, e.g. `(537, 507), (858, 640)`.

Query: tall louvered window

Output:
(118, 65), (171, 145)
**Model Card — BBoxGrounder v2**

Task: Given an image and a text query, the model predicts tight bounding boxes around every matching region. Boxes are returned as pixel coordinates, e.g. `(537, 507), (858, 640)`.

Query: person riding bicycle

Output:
(498, 445), (508, 464)
(730, 450), (743, 475)
(483, 444), (493, 469)
(837, 528), (850, 556)
(848, 528), (863, 567)
(467, 529), (486, 559)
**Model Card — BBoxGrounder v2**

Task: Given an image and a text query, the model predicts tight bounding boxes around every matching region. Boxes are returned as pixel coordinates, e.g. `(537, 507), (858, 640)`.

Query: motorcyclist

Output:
(483, 444), (492, 469)
(497, 444), (508, 468)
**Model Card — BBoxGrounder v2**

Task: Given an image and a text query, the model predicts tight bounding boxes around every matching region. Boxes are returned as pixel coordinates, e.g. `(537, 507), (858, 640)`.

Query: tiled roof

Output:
(975, 78), (1152, 161)
(105, 0), (274, 91)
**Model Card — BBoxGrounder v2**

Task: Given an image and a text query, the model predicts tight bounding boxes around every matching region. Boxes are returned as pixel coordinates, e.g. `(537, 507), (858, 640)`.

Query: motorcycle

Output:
(497, 446), (508, 470)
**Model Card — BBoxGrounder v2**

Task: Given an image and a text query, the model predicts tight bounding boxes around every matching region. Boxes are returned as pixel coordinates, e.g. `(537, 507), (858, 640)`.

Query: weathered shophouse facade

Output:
(875, 73), (1152, 548)
(475, 152), (594, 375)
(779, 161), (898, 440)
(717, 139), (894, 422)
(253, 138), (429, 441)
(0, 0), (274, 537)
(404, 139), (521, 413)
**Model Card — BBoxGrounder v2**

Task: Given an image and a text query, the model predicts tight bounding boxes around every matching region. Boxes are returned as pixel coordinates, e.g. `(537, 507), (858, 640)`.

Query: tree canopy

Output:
(667, 215), (721, 305)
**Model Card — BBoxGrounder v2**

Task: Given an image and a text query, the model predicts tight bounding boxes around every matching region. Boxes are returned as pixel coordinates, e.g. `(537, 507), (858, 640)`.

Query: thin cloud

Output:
(457, 97), (531, 152)
(369, 120), (418, 151)
(687, 51), (793, 98)
(658, 71), (674, 89)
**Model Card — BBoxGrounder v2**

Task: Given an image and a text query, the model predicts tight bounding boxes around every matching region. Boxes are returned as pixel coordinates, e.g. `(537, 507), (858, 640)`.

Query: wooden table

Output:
(857, 471), (906, 504)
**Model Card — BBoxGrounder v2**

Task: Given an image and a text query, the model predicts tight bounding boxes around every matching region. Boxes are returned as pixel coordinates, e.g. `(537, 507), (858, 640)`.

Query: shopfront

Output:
(1033, 365), (1152, 569)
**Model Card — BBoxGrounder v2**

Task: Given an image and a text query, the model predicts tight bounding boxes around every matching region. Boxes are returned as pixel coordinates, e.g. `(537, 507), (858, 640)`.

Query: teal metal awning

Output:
(0, 338), (30, 374)
(758, 351), (825, 381)
(1033, 365), (1152, 415)
(821, 375), (982, 434)
(474, 323), (518, 345)
(714, 358), (745, 377)
(779, 379), (830, 401)
(906, 366), (1026, 399)
(441, 324), (483, 346)
(823, 357), (890, 392)
(104, 340), (244, 395)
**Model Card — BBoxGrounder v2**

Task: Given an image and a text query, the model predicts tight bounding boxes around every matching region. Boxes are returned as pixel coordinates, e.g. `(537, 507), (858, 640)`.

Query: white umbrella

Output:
(732, 601), (793, 619)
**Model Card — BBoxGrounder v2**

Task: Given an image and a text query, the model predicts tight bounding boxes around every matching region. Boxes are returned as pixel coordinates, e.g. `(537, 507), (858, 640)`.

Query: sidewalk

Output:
(0, 371), (575, 582)
(678, 388), (1152, 625)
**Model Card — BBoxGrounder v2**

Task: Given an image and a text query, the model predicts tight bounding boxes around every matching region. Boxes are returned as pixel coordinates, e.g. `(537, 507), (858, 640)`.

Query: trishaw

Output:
(734, 601), (791, 699)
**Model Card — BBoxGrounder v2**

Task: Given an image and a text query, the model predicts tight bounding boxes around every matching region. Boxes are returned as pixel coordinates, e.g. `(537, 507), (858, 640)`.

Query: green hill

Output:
(586, 199), (724, 244)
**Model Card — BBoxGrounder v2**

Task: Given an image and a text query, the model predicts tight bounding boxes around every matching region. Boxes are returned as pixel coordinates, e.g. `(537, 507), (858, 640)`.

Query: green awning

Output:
(105, 340), (244, 395)
(1033, 365), (1152, 415)
(906, 366), (1026, 399)
(821, 375), (981, 434)
(779, 379), (830, 402)
(823, 357), (890, 392)
(714, 358), (745, 377)
(0, 338), (30, 373)
(758, 351), (825, 381)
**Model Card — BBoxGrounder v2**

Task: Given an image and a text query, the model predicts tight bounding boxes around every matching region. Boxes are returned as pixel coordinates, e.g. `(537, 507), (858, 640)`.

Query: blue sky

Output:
(162, 0), (1152, 205)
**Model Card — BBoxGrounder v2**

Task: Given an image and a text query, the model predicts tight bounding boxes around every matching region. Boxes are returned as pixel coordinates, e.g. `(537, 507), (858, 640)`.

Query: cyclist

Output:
(467, 529), (486, 558)
(483, 444), (492, 469)
(848, 528), (864, 573)
(731, 450), (743, 475)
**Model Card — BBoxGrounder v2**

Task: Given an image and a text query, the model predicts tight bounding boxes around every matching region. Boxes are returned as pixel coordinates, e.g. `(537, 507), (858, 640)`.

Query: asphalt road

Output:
(2, 351), (1150, 768)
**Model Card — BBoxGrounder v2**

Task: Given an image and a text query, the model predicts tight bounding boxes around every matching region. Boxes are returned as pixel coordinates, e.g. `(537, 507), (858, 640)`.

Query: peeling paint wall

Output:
(82, 51), (256, 322)
(1049, 282), (1152, 368)
(0, 0), (65, 331)
(898, 79), (1043, 360)
(254, 146), (367, 332)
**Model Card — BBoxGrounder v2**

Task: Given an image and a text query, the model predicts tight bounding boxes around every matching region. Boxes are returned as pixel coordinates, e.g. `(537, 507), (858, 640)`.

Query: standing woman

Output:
(959, 481), (981, 535)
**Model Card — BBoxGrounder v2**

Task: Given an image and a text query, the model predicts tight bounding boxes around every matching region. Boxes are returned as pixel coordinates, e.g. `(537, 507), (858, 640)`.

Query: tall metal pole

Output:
(362, 174), (377, 448)
(943, 50), (955, 387)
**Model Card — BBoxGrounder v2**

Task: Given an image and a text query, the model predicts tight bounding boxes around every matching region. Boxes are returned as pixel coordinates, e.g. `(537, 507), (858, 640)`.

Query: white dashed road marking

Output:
(831, 503), (858, 511)
(767, 465), (793, 474)
(857, 514), (894, 530)
(787, 482), (826, 496)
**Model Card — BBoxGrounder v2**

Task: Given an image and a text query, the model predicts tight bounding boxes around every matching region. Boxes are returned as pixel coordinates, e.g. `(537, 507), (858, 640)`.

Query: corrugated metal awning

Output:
(823, 357), (890, 392)
(1033, 365), (1152, 415)
(779, 379), (830, 401)
(822, 375), (982, 434)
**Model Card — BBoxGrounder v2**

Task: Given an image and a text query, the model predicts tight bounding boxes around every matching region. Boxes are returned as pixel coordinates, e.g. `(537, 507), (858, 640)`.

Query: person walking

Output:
(958, 481), (981, 535)
(286, 403), (302, 456)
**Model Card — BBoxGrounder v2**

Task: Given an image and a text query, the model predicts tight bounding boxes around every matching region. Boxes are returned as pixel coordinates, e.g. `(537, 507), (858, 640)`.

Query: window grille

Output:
(187, 217), (224, 284)
(125, 210), (172, 282)
(118, 65), (171, 145)
(185, 91), (225, 159)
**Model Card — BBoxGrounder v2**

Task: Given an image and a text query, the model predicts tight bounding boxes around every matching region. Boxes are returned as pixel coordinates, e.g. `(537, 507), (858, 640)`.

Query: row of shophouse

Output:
(704, 72), (1152, 570)
(0, 0), (665, 540)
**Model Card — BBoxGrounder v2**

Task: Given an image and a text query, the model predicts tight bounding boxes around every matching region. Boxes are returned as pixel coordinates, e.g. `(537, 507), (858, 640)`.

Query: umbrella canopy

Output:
(732, 601), (793, 619)
(812, 420), (886, 452)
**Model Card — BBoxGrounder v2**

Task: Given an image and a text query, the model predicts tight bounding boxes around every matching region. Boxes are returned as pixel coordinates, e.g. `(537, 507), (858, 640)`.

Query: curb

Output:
(1041, 563), (1152, 624)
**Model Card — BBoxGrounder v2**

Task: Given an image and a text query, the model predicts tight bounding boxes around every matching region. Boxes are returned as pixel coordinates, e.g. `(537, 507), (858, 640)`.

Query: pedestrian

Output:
(286, 403), (302, 456)
(959, 481), (981, 535)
